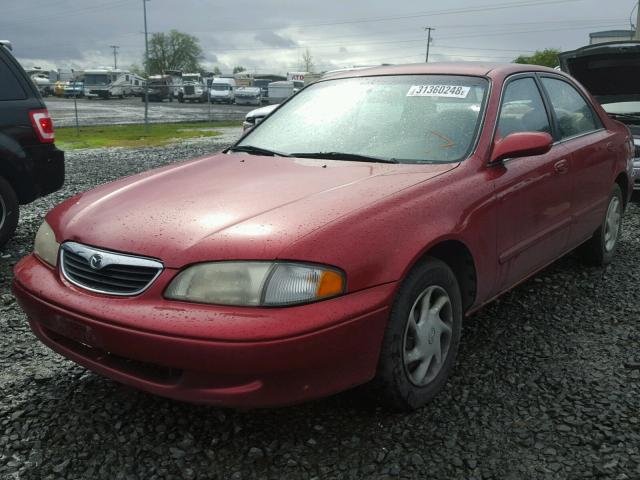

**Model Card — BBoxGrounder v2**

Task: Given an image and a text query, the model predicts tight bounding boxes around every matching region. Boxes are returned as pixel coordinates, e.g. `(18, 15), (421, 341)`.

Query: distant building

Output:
(589, 30), (635, 45)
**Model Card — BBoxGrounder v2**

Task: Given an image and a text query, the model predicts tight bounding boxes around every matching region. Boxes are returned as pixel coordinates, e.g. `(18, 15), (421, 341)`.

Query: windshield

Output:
(211, 84), (231, 91)
(84, 74), (109, 86)
(183, 75), (200, 83)
(238, 74), (488, 163)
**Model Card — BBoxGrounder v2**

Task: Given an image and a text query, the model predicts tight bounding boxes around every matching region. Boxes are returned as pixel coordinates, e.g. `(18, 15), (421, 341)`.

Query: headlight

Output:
(165, 261), (345, 307)
(34, 220), (60, 267)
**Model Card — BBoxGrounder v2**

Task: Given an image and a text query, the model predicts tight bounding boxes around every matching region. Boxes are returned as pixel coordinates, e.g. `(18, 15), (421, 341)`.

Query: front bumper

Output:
(633, 159), (640, 191)
(236, 97), (261, 105)
(13, 254), (393, 407)
(86, 89), (109, 98)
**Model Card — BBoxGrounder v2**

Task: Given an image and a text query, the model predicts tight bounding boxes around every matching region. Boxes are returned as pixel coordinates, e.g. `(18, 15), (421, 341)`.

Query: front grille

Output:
(60, 242), (163, 296)
(184, 85), (195, 95)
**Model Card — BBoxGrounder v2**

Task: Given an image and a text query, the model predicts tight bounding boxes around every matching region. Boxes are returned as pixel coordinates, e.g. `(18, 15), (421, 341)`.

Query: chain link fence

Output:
(45, 94), (254, 130)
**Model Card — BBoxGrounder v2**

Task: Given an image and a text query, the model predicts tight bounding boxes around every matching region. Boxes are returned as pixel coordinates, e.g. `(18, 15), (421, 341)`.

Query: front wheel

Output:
(0, 177), (19, 248)
(579, 183), (624, 266)
(372, 258), (462, 411)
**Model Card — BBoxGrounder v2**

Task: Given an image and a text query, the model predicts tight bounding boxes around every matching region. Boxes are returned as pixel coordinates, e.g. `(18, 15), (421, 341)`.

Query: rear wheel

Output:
(0, 177), (19, 248)
(579, 184), (623, 266)
(372, 258), (462, 411)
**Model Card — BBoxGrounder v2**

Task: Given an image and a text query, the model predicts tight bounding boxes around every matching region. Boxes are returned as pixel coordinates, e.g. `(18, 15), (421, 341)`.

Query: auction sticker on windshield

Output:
(407, 85), (470, 98)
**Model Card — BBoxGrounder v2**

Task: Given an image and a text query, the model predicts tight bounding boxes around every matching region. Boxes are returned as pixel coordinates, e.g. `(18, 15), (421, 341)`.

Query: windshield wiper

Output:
(290, 152), (399, 164)
(227, 145), (292, 157)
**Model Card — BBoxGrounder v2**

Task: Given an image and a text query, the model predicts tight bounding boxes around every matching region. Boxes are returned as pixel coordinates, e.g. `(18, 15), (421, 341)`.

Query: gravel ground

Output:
(0, 140), (639, 480)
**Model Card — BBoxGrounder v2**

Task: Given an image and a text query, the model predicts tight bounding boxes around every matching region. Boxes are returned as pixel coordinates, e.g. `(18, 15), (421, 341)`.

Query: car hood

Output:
(48, 153), (456, 268)
(559, 41), (640, 104)
(247, 104), (278, 118)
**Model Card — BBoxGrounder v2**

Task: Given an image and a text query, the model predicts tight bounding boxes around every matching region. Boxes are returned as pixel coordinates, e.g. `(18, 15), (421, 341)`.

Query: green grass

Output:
(56, 121), (242, 150)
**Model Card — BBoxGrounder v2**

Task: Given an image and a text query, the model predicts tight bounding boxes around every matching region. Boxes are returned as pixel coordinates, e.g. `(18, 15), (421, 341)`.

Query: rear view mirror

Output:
(490, 132), (553, 164)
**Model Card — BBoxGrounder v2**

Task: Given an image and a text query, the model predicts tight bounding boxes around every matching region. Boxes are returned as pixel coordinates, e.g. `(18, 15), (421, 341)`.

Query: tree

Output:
(233, 66), (246, 74)
(514, 48), (560, 68)
(128, 63), (146, 78)
(302, 48), (314, 72)
(145, 29), (203, 75)
(212, 66), (222, 76)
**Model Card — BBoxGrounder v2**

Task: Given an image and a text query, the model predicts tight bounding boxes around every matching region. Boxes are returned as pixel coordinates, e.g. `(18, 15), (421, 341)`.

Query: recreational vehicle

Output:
(83, 68), (134, 99)
(24, 67), (53, 96)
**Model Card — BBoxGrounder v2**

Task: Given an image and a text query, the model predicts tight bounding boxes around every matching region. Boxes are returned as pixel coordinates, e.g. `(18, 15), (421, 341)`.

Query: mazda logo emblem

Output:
(89, 254), (103, 270)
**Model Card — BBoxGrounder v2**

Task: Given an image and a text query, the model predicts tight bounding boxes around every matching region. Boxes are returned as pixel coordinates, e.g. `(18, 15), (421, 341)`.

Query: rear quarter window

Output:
(0, 55), (27, 101)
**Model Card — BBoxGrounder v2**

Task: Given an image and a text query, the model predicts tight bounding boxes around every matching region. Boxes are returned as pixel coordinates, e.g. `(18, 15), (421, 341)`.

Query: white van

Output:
(210, 77), (236, 104)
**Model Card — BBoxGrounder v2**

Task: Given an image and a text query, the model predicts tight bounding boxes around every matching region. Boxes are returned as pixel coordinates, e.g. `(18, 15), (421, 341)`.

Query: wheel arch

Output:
(615, 171), (630, 208)
(404, 238), (478, 313)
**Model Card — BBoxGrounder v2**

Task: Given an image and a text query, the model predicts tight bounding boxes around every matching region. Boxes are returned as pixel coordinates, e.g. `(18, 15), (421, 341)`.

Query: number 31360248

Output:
(407, 85), (471, 98)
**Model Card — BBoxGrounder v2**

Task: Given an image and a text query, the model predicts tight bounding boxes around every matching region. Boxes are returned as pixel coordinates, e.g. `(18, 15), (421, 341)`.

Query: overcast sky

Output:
(2, 0), (636, 74)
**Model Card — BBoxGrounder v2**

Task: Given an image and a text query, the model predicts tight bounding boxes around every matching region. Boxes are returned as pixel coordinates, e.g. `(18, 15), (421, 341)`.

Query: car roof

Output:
(323, 62), (560, 80)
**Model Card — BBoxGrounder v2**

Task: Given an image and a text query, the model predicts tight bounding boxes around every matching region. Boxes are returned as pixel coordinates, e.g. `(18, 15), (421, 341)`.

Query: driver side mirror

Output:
(490, 132), (553, 164)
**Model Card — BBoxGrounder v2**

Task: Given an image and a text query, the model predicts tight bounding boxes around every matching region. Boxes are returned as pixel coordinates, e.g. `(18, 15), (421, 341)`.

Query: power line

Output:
(174, 0), (588, 34)
(0, 0), (134, 30)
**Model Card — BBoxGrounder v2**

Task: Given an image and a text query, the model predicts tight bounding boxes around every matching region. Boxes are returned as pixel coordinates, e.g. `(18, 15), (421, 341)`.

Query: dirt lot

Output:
(0, 139), (639, 479)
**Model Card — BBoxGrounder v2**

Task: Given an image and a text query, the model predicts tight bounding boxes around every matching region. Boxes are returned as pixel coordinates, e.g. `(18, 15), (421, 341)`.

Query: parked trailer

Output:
(267, 81), (297, 104)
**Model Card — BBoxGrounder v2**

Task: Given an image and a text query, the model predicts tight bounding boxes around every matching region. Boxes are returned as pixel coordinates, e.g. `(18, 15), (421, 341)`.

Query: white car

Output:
(242, 104), (278, 130)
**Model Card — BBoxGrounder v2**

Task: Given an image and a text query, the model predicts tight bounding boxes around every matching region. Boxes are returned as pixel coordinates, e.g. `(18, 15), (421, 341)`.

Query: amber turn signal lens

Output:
(317, 270), (345, 297)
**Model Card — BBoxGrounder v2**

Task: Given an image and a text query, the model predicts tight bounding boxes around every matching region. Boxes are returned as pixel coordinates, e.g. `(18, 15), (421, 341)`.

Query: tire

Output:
(579, 183), (623, 266)
(372, 258), (462, 411)
(0, 177), (19, 248)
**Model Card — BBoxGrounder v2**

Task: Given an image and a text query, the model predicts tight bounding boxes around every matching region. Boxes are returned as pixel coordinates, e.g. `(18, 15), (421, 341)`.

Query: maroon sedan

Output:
(13, 63), (633, 410)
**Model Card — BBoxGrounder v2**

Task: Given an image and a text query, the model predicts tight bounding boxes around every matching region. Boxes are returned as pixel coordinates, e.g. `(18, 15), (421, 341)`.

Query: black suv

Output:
(0, 41), (64, 247)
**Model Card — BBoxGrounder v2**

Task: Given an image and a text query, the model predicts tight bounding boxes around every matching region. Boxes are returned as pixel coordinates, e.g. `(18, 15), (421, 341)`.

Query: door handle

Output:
(606, 142), (616, 153)
(554, 159), (569, 174)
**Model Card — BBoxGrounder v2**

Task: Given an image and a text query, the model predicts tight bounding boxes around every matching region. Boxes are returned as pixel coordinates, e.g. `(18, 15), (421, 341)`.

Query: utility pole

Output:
(424, 27), (435, 63)
(143, 0), (150, 130)
(109, 45), (119, 69)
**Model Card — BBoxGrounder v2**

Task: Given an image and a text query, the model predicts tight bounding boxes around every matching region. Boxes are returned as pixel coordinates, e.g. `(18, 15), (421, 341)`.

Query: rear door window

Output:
(497, 77), (551, 138)
(541, 77), (600, 139)
(0, 55), (27, 101)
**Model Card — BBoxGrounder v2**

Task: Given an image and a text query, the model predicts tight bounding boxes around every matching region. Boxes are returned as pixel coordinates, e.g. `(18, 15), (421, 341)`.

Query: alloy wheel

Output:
(604, 195), (622, 252)
(402, 285), (453, 386)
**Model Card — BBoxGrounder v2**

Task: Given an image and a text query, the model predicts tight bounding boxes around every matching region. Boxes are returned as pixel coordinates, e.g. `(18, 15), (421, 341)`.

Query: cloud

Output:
(253, 31), (297, 48)
(2, 0), (628, 76)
